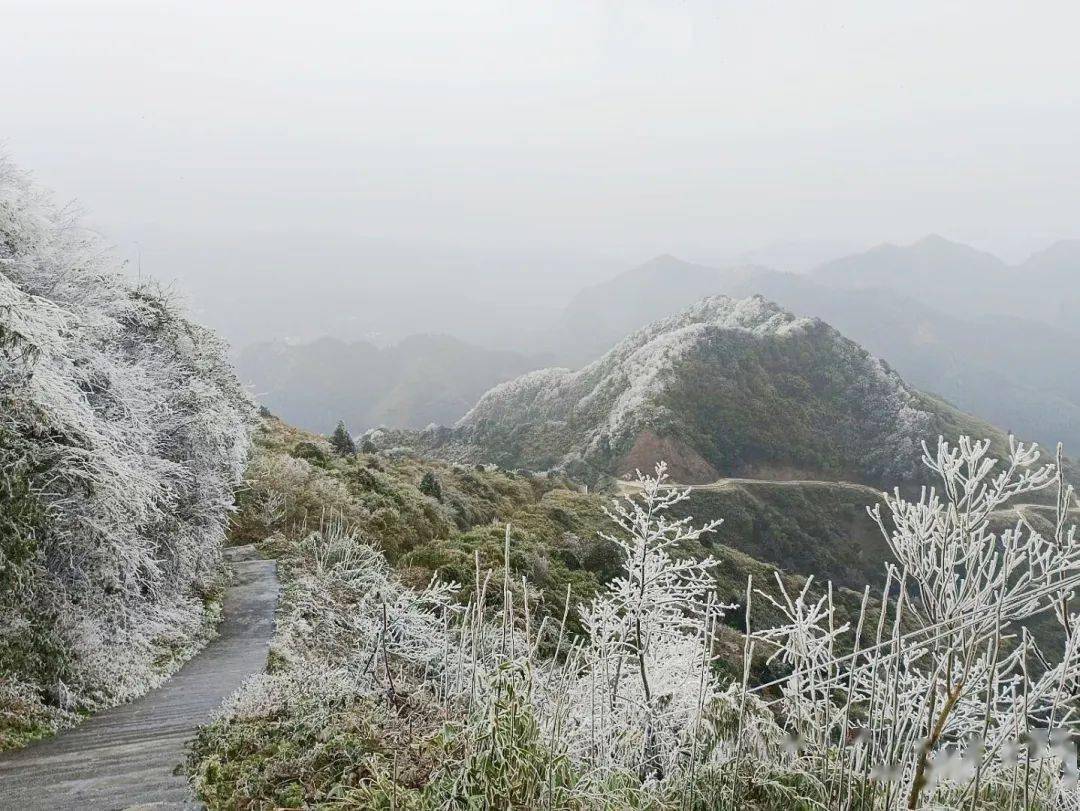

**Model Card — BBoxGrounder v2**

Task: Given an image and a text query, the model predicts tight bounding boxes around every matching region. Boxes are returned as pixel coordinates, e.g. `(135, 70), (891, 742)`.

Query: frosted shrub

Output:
(200, 465), (737, 806)
(0, 156), (252, 733)
(280, 520), (462, 690)
(741, 436), (1080, 809)
(198, 432), (1080, 809)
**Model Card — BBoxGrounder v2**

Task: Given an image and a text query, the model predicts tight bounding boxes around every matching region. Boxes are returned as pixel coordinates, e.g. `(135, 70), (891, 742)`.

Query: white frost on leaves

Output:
(748, 436), (1080, 808)
(278, 521), (461, 679)
(563, 462), (734, 781)
(454, 366), (572, 428)
(211, 465), (736, 798)
(0, 156), (252, 715)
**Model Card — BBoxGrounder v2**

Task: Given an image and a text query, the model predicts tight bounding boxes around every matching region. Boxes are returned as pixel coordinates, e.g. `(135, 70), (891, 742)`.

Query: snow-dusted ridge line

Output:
(459, 295), (815, 428)
(445, 292), (936, 487)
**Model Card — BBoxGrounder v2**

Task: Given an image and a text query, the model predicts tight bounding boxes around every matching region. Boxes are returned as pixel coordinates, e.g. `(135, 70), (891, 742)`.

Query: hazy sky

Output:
(3, 0), (1079, 347)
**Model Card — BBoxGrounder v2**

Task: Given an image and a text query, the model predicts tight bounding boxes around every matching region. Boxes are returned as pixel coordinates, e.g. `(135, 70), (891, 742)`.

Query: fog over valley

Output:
(5, 1), (1080, 352)
(4, 3), (1080, 809)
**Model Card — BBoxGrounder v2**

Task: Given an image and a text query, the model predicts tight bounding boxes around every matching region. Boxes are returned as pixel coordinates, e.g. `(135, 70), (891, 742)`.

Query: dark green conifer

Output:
(329, 420), (356, 456)
(419, 470), (443, 502)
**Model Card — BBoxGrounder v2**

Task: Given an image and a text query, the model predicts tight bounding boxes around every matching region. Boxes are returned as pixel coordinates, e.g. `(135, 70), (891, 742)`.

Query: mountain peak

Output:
(1022, 239), (1080, 271)
(909, 233), (1004, 263)
(655, 293), (810, 337)
(912, 233), (955, 248)
(449, 294), (965, 487)
(813, 234), (1007, 297)
(629, 253), (712, 277)
(645, 252), (685, 266)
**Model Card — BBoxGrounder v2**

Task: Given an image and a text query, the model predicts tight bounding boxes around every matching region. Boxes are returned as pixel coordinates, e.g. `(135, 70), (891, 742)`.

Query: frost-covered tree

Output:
(566, 463), (733, 783)
(329, 420), (356, 456)
(0, 156), (252, 739)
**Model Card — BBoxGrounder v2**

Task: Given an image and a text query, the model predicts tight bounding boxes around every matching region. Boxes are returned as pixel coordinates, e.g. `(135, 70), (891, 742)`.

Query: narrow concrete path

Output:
(0, 545), (279, 810)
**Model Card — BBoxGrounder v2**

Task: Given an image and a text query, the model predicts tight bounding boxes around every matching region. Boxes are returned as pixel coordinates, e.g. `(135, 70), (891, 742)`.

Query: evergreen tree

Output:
(419, 470), (443, 502)
(329, 420), (356, 456)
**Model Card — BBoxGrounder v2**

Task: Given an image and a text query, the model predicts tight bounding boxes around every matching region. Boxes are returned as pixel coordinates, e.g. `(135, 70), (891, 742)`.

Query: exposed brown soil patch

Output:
(617, 431), (719, 484)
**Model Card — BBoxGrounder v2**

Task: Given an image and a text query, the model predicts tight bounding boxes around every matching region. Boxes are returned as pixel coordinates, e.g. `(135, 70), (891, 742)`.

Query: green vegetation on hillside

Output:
(673, 480), (889, 590)
(231, 416), (609, 624)
(189, 416), (887, 807)
(658, 322), (927, 486)
(240, 416), (886, 634)
(194, 423), (1080, 809)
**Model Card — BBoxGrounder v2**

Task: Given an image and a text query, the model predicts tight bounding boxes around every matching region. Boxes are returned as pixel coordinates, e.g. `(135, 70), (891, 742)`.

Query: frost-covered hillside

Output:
(555, 253), (1080, 453)
(0, 158), (252, 747)
(410, 295), (1007, 486)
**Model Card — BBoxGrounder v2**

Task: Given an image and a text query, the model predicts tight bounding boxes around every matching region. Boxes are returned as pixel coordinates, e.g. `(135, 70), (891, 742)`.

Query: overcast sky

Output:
(3, 0), (1079, 347)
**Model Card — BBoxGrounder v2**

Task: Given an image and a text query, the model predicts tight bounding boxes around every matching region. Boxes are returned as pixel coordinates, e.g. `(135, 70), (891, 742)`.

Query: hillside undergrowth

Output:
(189, 418), (888, 807)
(192, 421), (1080, 809)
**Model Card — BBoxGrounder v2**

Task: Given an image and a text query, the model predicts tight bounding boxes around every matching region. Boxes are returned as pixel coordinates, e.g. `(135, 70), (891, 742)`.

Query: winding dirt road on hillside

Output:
(0, 545), (278, 810)
(615, 475), (886, 499)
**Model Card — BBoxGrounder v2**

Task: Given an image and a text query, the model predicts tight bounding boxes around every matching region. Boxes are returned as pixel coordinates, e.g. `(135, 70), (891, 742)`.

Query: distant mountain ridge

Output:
(553, 241), (1080, 452)
(812, 234), (1080, 330)
(239, 235), (1080, 453)
(239, 333), (545, 433)
(385, 295), (1007, 487)
(813, 234), (1009, 300)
